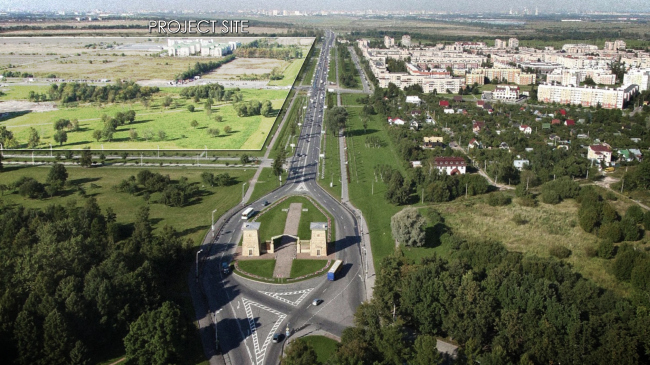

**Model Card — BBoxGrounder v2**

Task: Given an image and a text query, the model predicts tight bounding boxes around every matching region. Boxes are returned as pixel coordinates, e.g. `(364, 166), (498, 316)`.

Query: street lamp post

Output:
(195, 249), (203, 280)
(211, 209), (218, 232)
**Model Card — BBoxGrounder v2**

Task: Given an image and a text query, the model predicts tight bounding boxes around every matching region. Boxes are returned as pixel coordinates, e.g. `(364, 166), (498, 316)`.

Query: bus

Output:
(327, 260), (343, 281)
(241, 207), (254, 220)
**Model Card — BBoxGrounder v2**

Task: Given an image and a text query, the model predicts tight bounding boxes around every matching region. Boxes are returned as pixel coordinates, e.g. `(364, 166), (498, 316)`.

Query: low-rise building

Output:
(588, 144), (613, 164)
(493, 85), (520, 101)
(514, 159), (530, 170)
(434, 157), (467, 175)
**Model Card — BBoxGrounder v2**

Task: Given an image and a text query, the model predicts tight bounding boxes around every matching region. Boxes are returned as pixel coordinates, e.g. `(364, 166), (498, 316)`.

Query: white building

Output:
(624, 69), (650, 91)
(495, 39), (506, 49)
(434, 157), (467, 175)
(493, 85), (520, 101)
(508, 38), (519, 49)
(588, 144), (612, 164)
(401, 35), (411, 47)
(537, 83), (638, 109)
(514, 159), (530, 170)
(405, 95), (421, 105)
(519, 125), (532, 134)
(384, 36), (395, 48)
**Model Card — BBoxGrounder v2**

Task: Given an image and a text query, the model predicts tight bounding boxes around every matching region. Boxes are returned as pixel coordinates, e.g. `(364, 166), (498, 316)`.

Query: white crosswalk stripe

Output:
(242, 297), (287, 365)
(259, 288), (314, 306)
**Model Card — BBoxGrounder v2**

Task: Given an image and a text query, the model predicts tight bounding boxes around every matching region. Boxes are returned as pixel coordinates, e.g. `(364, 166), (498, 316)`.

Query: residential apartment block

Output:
(623, 69), (650, 91)
(167, 39), (240, 57)
(537, 83), (638, 109)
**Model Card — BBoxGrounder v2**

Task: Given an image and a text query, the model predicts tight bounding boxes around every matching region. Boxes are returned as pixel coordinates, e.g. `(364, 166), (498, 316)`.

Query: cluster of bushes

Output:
(175, 55), (235, 80)
(114, 170), (200, 207)
(234, 41), (302, 60)
(46, 81), (159, 104)
(233, 100), (273, 117)
(337, 44), (358, 88)
(539, 177), (581, 204)
(1, 70), (32, 78)
(578, 187), (644, 243)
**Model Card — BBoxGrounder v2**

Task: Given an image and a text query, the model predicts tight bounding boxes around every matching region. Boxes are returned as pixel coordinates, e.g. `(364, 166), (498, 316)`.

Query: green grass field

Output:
(237, 259), (276, 278)
(340, 95), (406, 267)
(247, 167), (287, 203)
(300, 336), (339, 363)
(0, 165), (254, 246)
(327, 47), (337, 84)
(254, 195), (330, 242)
(1, 88), (288, 150)
(289, 259), (329, 278)
(268, 58), (305, 87)
(268, 92), (305, 160)
(318, 126), (342, 200)
(300, 48), (320, 86)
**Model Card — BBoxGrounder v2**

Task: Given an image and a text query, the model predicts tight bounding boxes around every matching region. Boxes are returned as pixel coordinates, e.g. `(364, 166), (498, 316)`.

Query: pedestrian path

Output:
(273, 203), (302, 278)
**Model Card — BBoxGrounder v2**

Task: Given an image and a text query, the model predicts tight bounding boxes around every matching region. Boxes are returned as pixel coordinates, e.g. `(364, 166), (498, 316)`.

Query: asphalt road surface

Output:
(196, 31), (367, 365)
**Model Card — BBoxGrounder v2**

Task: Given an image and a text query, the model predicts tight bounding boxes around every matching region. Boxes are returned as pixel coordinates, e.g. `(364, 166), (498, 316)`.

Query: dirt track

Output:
(0, 100), (57, 113)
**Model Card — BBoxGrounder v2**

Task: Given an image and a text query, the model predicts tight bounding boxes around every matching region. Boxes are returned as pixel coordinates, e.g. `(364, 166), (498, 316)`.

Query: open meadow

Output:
(1, 86), (288, 150)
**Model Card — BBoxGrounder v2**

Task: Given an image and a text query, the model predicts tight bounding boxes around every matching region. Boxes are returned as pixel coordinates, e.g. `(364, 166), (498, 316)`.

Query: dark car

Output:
(263, 200), (270, 206)
(272, 333), (283, 343)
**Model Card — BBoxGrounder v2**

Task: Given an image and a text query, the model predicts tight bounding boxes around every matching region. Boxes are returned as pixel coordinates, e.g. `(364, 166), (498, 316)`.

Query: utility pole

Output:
(465, 183), (468, 198)
(621, 178), (624, 193)
(195, 249), (203, 281)
(421, 188), (424, 204)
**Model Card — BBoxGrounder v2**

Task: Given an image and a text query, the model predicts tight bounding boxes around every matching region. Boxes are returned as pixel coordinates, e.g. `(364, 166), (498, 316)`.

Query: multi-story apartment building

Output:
(401, 35), (411, 47)
(537, 83), (638, 109)
(465, 73), (485, 85)
(495, 39), (507, 49)
(384, 36), (395, 48)
(604, 40), (626, 51)
(167, 39), (239, 57)
(546, 68), (616, 86)
(561, 44), (599, 53)
(469, 68), (535, 84)
(624, 69), (650, 91)
(508, 38), (519, 49)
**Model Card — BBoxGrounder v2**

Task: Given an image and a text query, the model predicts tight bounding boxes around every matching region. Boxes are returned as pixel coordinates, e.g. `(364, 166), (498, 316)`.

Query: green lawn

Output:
(253, 196), (330, 242)
(248, 167), (287, 204)
(300, 48), (321, 86)
(0, 84), (50, 100)
(0, 165), (254, 246)
(289, 259), (329, 278)
(341, 94), (406, 268)
(300, 336), (339, 364)
(268, 57), (306, 87)
(317, 103), (342, 199)
(327, 47), (337, 84)
(2, 88), (288, 150)
(237, 259), (276, 278)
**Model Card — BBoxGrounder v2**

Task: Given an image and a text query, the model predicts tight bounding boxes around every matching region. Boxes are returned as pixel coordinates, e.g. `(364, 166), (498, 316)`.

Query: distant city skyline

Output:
(2, 0), (650, 14)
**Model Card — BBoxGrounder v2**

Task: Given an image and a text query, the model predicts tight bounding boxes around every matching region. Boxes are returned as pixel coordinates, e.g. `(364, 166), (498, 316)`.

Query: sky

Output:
(2, 0), (649, 14)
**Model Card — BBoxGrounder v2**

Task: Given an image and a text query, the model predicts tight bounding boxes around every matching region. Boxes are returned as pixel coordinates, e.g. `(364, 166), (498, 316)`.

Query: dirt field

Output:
(202, 58), (288, 79)
(0, 100), (57, 113)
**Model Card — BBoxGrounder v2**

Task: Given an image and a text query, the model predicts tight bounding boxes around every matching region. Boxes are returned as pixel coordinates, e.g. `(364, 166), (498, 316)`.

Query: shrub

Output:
(613, 246), (638, 282)
(549, 245), (572, 259)
(631, 259), (650, 291)
(625, 205), (644, 224)
(541, 189), (561, 204)
(488, 192), (511, 206)
(597, 240), (615, 259)
(644, 211), (650, 231)
(620, 217), (642, 241)
(598, 221), (622, 243)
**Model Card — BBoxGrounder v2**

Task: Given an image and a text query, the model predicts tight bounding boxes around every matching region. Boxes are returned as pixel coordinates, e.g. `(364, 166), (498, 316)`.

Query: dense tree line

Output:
(235, 39), (302, 60)
(175, 54), (235, 80)
(329, 235), (650, 365)
(337, 44), (359, 88)
(0, 198), (195, 364)
(325, 106), (349, 135)
(46, 82), (159, 104)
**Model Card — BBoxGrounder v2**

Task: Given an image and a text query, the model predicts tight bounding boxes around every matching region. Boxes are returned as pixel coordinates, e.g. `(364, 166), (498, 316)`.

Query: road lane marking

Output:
(259, 288), (314, 307)
(242, 297), (287, 365)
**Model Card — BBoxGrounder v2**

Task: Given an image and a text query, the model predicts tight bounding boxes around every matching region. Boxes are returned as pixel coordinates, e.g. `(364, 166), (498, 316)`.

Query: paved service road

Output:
(194, 31), (368, 365)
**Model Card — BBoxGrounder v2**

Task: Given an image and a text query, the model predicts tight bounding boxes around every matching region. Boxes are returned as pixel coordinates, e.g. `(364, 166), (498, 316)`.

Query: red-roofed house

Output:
(473, 121), (486, 133)
(468, 138), (482, 149)
(387, 117), (406, 126)
(477, 100), (485, 108)
(439, 100), (449, 107)
(434, 157), (467, 175)
(565, 119), (575, 126)
(588, 144), (612, 164)
(551, 119), (561, 125)
(519, 125), (532, 134)
(558, 109), (567, 116)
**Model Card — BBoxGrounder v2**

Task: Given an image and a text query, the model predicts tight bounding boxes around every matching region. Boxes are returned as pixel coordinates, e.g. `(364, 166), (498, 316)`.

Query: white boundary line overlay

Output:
(259, 288), (314, 306)
(242, 297), (287, 365)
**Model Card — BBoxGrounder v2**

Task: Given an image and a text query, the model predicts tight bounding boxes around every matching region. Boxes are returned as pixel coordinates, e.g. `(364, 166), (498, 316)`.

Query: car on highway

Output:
(312, 298), (323, 306)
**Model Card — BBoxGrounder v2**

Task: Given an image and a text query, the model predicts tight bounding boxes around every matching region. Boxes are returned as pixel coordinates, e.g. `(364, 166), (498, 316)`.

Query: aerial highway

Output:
(194, 31), (369, 365)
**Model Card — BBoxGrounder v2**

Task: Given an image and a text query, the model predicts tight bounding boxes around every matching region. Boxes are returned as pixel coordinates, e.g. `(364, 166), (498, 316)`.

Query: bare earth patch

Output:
(202, 58), (288, 79)
(0, 100), (57, 113)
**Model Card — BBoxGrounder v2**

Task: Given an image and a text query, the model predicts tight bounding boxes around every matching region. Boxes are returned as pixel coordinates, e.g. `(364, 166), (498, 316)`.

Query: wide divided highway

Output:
(196, 31), (367, 365)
